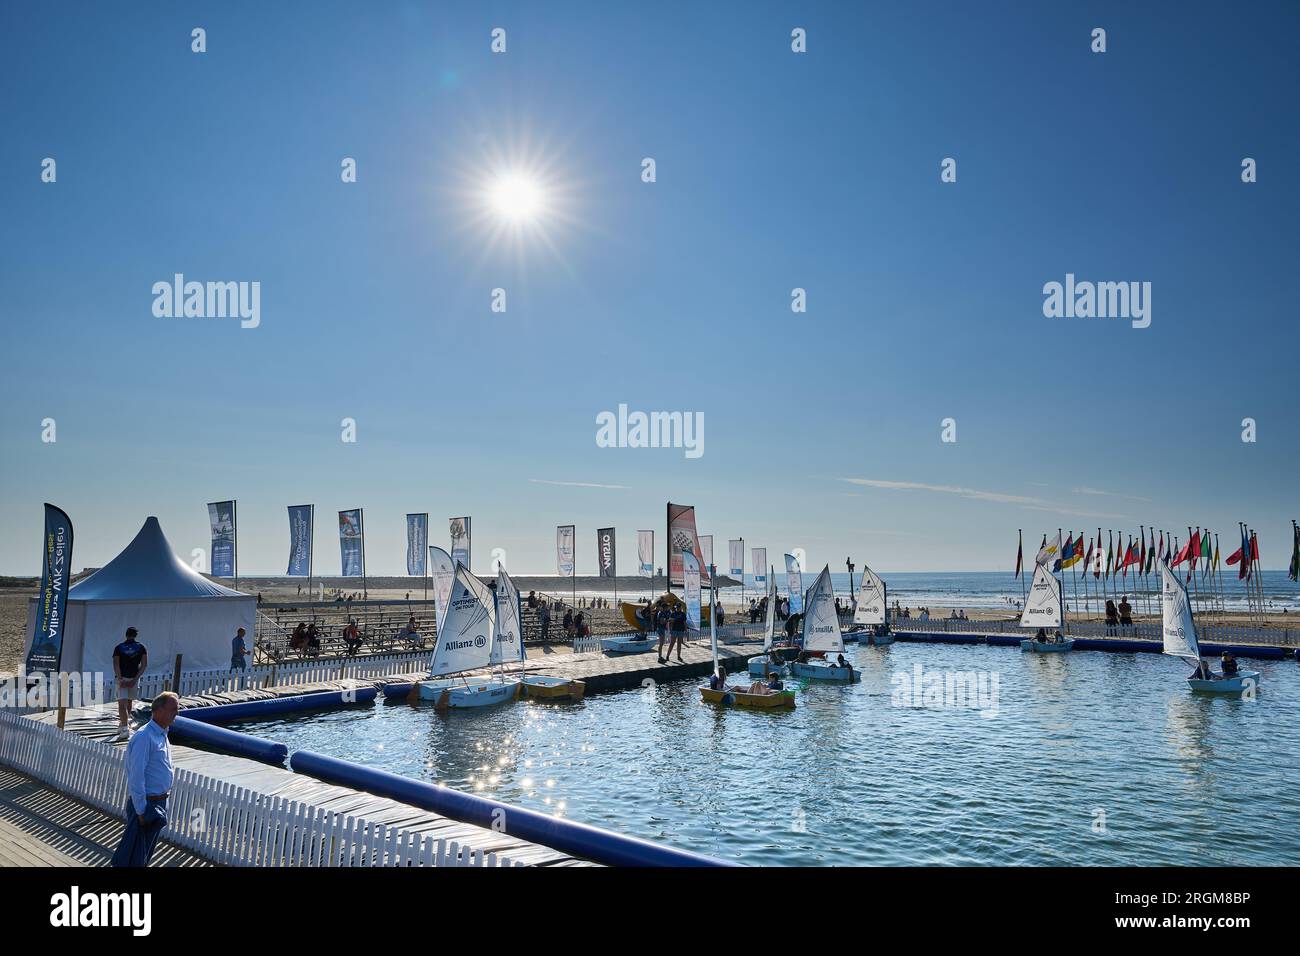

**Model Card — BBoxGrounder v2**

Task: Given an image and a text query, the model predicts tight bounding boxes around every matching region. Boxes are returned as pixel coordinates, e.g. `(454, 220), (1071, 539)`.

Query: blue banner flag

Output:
(207, 500), (236, 577)
(26, 504), (74, 674)
(339, 509), (364, 576)
(287, 504), (313, 576)
(407, 513), (429, 576)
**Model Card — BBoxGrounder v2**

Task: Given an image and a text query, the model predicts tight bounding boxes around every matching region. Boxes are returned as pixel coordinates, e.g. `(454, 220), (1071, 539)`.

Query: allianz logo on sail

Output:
(595, 404), (704, 459)
(1042, 273), (1151, 329)
(443, 635), (488, 651)
(891, 663), (1000, 718)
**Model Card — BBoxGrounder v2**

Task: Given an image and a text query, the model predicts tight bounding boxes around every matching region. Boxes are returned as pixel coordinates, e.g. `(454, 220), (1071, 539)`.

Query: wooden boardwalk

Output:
(0, 765), (209, 868)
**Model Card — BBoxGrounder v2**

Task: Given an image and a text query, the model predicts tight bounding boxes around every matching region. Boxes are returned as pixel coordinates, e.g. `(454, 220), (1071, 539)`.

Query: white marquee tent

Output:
(24, 516), (255, 674)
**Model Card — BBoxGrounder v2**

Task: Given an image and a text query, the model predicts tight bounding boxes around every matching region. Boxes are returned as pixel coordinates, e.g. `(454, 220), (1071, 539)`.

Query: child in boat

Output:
(1221, 652), (1239, 676)
(766, 672), (784, 692)
(1034, 628), (1047, 643)
(709, 667), (726, 691)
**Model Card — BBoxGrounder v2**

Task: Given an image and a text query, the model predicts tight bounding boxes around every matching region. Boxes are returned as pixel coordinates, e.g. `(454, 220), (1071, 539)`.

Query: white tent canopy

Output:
(24, 516), (255, 674)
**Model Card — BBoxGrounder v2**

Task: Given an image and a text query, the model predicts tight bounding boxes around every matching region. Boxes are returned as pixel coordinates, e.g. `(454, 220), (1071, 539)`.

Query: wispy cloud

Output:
(529, 478), (627, 490)
(1072, 486), (1152, 503)
(838, 477), (1129, 521)
(838, 478), (1040, 506)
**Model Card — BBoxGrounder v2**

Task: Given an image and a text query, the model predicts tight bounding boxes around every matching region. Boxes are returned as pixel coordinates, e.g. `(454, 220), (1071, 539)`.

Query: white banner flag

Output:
(557, 525), (575, 576)
(728, 538), (744, 578)
(683, 550), (702, 630)
(752, 548), (767, 585)
(637, 530), (654, 578)
(785, 552), (804, 615)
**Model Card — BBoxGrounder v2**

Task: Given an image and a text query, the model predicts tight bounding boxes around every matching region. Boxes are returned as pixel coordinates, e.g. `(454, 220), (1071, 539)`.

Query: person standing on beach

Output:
(539, 601), (550, 642)
(112, 627), (147, 740)
(111, 691), (178, 867)
(230, 626), (250, 672)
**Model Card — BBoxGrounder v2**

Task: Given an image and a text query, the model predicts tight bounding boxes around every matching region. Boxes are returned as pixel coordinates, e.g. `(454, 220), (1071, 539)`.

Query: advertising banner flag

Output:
(637, 530), (654, 577)
(207, 501), (236, 578)
(683, 550), (702, 630)
(406, 513), (428, 576)
(752, 548), (767, 585)
(286, 505), (313, 576)
(785, 552), (804, 615)
(728, 539), (744, 578)
(428, 546), (456, 634)
(25, 504), (74, 674)
(557, 525), (576, 576)
(597, 527), (616, 578)
(667, 503), (708, 587)
(449, 516), (471, 570)
(700, 535), (714, 574)
(339, 509), (364, 577)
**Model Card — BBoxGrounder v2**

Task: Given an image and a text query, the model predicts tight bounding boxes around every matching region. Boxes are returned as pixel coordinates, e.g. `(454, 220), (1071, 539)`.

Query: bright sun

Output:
(487, 173), (545, 223)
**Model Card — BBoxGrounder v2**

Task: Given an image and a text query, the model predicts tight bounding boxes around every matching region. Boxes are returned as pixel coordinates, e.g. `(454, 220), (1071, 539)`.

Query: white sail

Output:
(429, 565), (494, 676)
(853, 565), (886, 625)
(462, 567), (497, 630)
(709, 583), (719, 670)
(801, 565), (843, 653)
(491, 568), (525, 665)
(428, 546), (456, 635)
(1019, 562), (1062, 628)
(1159, 559), (1200, 663)
(784, 553), (804, 614)
(763, 571), (777, 651)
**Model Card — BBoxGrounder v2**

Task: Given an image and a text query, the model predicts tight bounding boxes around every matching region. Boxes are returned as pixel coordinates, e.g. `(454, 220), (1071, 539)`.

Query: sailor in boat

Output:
(835, 653), (850, 671)
(784, 612), (801, 645)
(1034, 627), (1048, 644)
(766, 670), (784, 692)
(1221, 651), (1239, 677)
(709, 667), (727, 690)
(1190, 658), (1212, 681)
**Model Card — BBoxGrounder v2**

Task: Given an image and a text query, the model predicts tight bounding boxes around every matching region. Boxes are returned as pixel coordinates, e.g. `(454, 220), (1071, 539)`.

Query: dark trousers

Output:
(110, 797), (168, 867)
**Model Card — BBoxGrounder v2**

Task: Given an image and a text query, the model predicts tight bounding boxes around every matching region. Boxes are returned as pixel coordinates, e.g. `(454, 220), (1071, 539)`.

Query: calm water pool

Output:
(232, 642), (1300, 866)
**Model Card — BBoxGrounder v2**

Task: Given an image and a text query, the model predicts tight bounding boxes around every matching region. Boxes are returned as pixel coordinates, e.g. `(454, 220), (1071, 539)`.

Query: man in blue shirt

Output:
(110, 690), (178, 867)
(112, 627), (148, 740)
(230, 626), (250, 671)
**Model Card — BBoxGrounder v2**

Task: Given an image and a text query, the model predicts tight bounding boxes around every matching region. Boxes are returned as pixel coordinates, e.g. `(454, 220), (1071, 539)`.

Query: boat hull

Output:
(748, 657), (790, 678)
(521, 675), (586, 701)
(699, 686), (795, 709)
(601, 635), (658, 655)
(791, 660), (858, 682)
(863, 632), (895, 646)
(1187, 670), (1261, 694)
(417, 677), (521, 710)
(1020, 638), (1075, 653)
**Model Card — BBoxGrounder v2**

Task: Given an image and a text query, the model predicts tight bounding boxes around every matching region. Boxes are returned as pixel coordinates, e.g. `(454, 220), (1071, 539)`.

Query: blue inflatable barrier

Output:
(170, 715), (289, 765)
(180, 687), (378, 725)
(290, 749), (735, 868)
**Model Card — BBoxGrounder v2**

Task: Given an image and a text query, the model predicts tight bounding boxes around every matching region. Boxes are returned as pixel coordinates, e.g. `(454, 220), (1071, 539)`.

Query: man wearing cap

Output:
(112, 626), (148, 740)
(111, 691), (178, 867)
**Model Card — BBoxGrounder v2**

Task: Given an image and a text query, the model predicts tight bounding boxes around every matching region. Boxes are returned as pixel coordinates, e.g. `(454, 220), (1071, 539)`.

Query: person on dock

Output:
(563, 608), (574, 639)
(343, 619), (363, 654)
(539, 601), (551, 642)
(230, 627), (250, 671)
(667, 605), (687, 662)
(1118, 596), (1133, 632)
(655, 603), (671, 663)
(110, 691), (178, 868)
(112, 627), (148, 741)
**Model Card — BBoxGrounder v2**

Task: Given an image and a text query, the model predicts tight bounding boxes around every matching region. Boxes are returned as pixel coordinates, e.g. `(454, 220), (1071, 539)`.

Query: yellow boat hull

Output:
(699, 686), (795, 709)
(622, 595), (710, 632)
(521, 676), (587, 701)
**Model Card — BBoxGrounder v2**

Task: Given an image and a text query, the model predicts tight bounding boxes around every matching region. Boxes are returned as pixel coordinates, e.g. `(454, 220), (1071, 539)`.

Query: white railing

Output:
(4, 650), (437, 710)
(0, 710), (525, 867)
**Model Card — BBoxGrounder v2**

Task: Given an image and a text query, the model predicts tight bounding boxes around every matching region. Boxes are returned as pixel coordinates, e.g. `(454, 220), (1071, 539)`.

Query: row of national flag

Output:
(1015, 523), (1296, 583)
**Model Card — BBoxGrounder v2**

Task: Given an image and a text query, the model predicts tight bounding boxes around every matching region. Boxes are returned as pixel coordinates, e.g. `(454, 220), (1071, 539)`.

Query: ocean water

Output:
(233, 640), (1300, 866)
(709, 570), (1300, 614)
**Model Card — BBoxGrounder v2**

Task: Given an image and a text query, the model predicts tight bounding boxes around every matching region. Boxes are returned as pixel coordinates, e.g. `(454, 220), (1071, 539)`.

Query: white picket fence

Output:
(0, 710), (524, 867)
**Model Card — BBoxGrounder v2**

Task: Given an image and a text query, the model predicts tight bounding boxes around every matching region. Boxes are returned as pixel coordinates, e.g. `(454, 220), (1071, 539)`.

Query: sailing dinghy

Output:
(417, 565), (521, 710)
(748, 569), (790, 678)
(789, 566), (858, 682)
(1018, 562), (1074, 653)
(852, 564), (894, 646)
(1160, 559), (1260, 695)
(702, 567), (795, 709)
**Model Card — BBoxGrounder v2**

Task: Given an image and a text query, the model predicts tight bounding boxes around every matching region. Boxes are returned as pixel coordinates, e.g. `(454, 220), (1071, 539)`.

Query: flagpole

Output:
(1069, 532), (1080, 630)
(1017, 529), (1026, 610)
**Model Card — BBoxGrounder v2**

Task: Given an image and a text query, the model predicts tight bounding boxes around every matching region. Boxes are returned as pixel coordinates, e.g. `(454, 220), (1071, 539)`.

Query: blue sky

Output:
(1, 1), (1297, 576)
